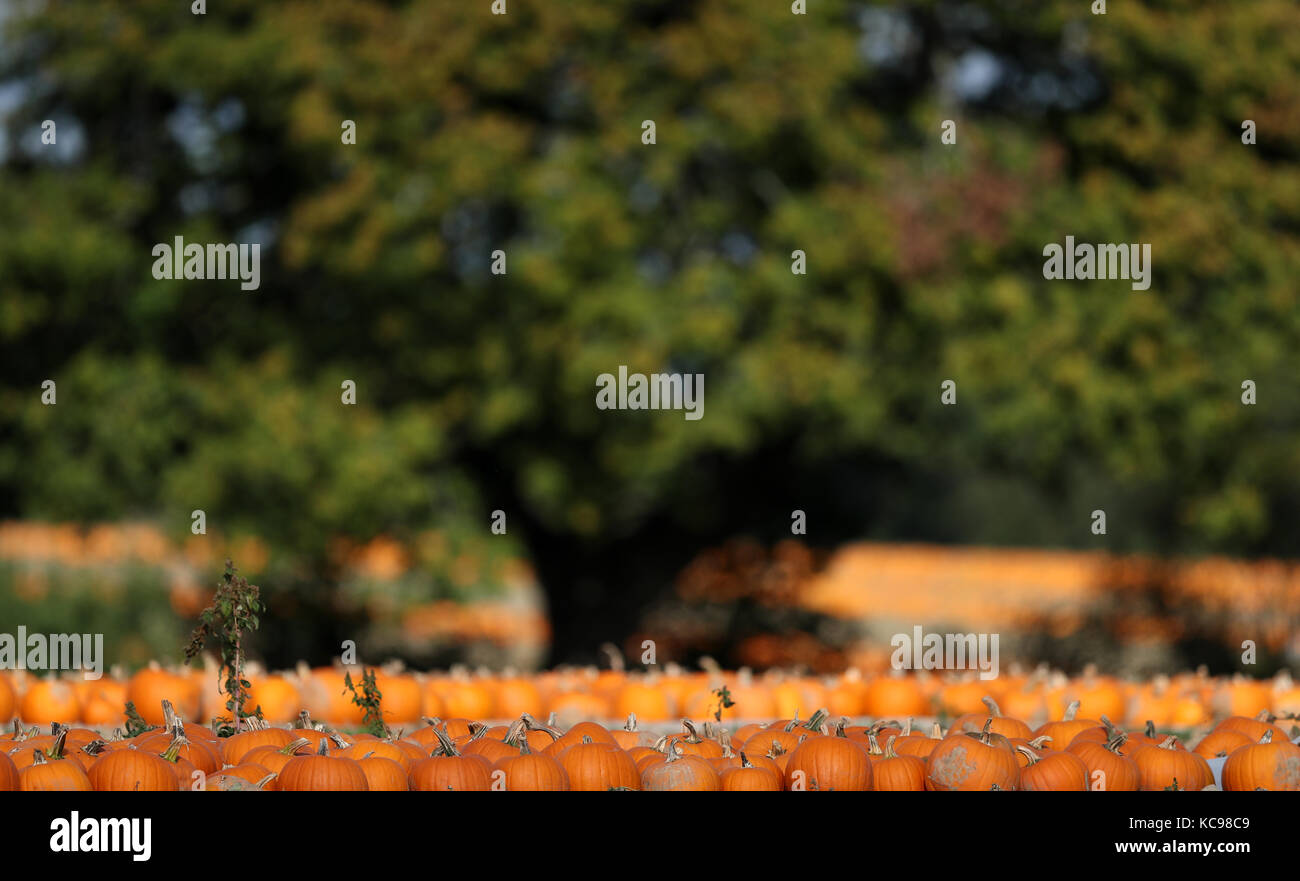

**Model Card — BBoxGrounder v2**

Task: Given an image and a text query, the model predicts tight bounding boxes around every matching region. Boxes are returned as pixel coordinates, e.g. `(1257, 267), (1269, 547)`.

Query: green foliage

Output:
(184, 560), (264, 733)
(343, 668), (388, 738)
(2, 1), (1300, 657)
(711, 685), (735, 722)
(122, 702), (154, 739)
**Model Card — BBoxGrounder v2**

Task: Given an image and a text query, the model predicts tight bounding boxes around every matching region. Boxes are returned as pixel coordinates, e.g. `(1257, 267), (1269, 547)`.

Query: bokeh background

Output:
(2, 0), (1299, 675)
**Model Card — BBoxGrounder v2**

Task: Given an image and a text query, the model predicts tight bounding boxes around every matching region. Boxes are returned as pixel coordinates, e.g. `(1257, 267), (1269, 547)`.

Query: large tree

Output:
(3, 1), (1299, 663)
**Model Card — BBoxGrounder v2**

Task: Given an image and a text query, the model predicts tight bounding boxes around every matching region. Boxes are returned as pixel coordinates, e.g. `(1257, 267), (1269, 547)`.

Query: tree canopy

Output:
(2, 1), (1299, 662)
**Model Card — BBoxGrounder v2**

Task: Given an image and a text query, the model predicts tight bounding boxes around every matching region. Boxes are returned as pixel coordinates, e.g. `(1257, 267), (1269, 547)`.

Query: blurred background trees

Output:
(2, 1), (1299, 666)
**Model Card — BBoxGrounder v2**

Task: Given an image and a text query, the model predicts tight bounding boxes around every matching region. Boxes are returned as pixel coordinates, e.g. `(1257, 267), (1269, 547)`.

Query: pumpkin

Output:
(88, 745), (182, 791)
(221, 721), (296, 765)
(371, 670), (423, 724)
(20, 750), (93, 791)
(559, 736), (641, 791)
(720, 751), (783, 791)
(1192, 729), (1252, 760)
(338, 737), (417, 770)
(409, 728), (493, 791)
(127, 665), (198, 725)
(664, 719), (724, 759)
(357, 755), (410, 791)
(243, 738), (315, 776)
(493, 737), (571, 791)
(1222, 730), (1300, 791)
(0, 748), (17, 791)
(610, 713), (650, 751)
(1214, 714), (1289, 745)
(1066, 735), (1139, 791)
(18, 679), (80, 725)
(0, 675), (14, 724)
(137, 728), (221, 774)
(1033, 700), (1100, 750)
(1134, 736), (1213, 791)
(1016, 745), (1089, 791)
(893, 721), (943, 760)
(872, 736), (926, 791)
(783, 721), (873, 791)
(1009, 735), (1054, 766)
(244, 674), (301, 724)
(613, 680), (673, 722)
(951, 697), (1033, 741)
(641, 742), (721, 791)
(540, 719), (616, 756)
(204, 768), (277, 791)
(277, 739), (369, 791)
(926, 720), (1019, 791)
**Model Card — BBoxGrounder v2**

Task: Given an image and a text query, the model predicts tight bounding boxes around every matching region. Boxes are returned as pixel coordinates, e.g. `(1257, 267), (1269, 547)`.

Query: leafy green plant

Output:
(711, 685), (735, 722)
(343, 667), (387, 737)
(183, 560), (265, 735)
(122, 702), (154, 738)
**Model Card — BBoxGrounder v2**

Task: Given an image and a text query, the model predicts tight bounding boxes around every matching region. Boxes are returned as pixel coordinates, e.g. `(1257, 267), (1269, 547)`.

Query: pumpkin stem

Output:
(624, 712), (637, 733)
(981, 696), (1003, 717)
(45, 726), (69, 761)
(1104, 732), (1128, 754)
(32, 750), (49, 766)
(866, 729), (882, 756)
(1062, 700), (1080, 722)
(520, 713), (563, 741)
(901, 717), (913, 737)
(1156, 735), (1179, 751)
(430, 726), (461, 757)
(884, 735), (899, 759)
(1259, 730), (1274, 745)
(317, 738), (330, 756)
(930, 722), (943, 739)
(160, 735), (187, 763)
(502, 718), (529, 747)
(162, 699), (180, 731)
(680, 719), (703, 743)
(281, 737), (311, 755)
(739, 751), (754, 769)
(803, 708), (829, 733)
(1014, 744), (1042, 766)
(255, 773), (276, 789)
(1028, 735), (1052, 749)
(1144, 720), (1157, 739)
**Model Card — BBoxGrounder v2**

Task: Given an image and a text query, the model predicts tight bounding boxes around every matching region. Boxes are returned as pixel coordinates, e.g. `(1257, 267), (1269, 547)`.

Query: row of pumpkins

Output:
(2, 697), (1298, 790)
(4, 663), (1300, 728)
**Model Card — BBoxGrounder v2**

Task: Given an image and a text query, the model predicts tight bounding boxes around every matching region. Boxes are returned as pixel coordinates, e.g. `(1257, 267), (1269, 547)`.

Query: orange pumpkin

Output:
(408, 728), (493, 791)
(720, 751), (783, 791)
(357, 755), (410, 791)
(926, 720), (1019, 791)
(1016, 745), (1089, 791)
(1222, 730), (1300, 791)
(871, 735), (926, 791)
(640, 743), (721, 791)
(88, 746), (181, 791)
(277, 740), (369, 791)
(784, 726), (873, 791)
(493, 738), (570, 791)
(558, 736), (640, 791)
(1134, 736), (1213, 791)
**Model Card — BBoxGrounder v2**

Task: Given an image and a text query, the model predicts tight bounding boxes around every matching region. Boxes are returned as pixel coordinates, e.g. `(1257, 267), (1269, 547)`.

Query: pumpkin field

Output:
(3, 661), (1299, 791)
